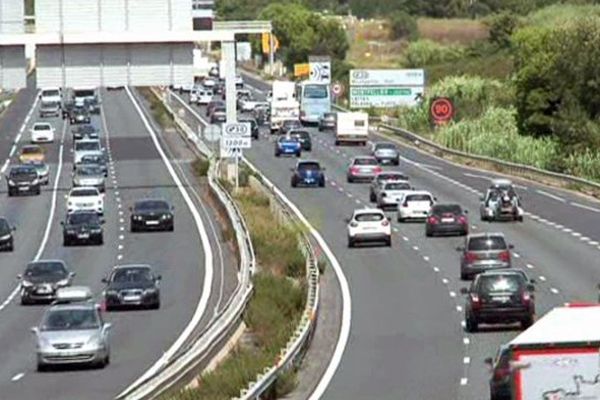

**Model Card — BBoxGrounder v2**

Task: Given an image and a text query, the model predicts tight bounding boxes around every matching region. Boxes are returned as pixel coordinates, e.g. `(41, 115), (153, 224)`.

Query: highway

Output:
(171, 73), (600, 400)
(0, 84), (236, 400)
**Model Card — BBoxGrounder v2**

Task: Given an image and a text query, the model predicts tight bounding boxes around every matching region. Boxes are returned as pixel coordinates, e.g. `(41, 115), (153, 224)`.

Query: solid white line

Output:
(571, 202), (600, 213)
(0, 159), (9, 174)
(123, 87), (215, 390)
(536, 189), (566, 203)
(10, 373), (25, 382)
(589, 241), (599, 246)
(463, 172), (489, 180)
(526, 263), (535, 269)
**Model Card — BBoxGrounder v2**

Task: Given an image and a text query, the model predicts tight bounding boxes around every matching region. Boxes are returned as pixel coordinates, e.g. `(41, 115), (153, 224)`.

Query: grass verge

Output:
(163, 186), (307, 400)
(138, 87), (174, 130)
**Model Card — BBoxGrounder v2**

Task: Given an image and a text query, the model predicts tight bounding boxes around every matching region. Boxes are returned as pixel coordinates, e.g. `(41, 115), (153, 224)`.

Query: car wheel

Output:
(97, 236), (104, 245)
(397, 216), (404, 223)
(20, 296), (30, 306)
(393, 159), (400, 166)
(335, 140), (340, 146)
(7, 241), (13, 252)
(319, 179), (325, 188)
(460, 269), (468, 281)
(386, 237), (392, 247)
(347, 237), (354, 248)
(347, 176), (353, 183)
(369, 191), (376, 202)
(465, 315), (478, 332)
(518, 216), (524, 222)
(275, 152), (280, 157)
(168, 223), (174, 232)
(521, 316), (534, 329)
(7, 189), (13, 197)
(291, 178), (297, 188)
(37, 362), (48, 372)
(296, 151), (301, 158)
(425, 229), (433, 237)
(35, 187), (41, 195)
(151, 300), (161, 310)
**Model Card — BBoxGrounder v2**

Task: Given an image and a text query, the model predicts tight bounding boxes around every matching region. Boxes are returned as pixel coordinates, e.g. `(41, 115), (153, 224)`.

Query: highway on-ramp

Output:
(0, 85), (232, 400)
(172, 73), (600, 400)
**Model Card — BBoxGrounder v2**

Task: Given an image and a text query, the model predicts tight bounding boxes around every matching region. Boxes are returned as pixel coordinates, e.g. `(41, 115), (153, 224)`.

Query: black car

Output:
(130, 199), (174, 232)
(318, 112), (337, 132)
(290, 130), (312, 151)
(462, 270), (535, 332)
(206, 100), (225, 117)
(290, 160), (325, 188)
(0, 217), (15, 251)
(240, 118), (259, 140)
(77, 153), (108, 177)
(425, 204), (469, 237)
(18, 260), (74, 304)
(67, 105), (91, 124)
(72, 124), (99, 140)
(253, 104), (270, 126)
(280, 119), (303, 135)
(210, 107), (226, 124)
(485, 345), (511, 400)
(102, 265), (161, 310)
(62, 210), (104, 246)
(7, 165), (41, 196)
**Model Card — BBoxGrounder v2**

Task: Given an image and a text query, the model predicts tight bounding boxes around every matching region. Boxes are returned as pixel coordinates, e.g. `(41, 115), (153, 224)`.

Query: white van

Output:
(335, 112), (369, 146)
(190, 88), (213, 105)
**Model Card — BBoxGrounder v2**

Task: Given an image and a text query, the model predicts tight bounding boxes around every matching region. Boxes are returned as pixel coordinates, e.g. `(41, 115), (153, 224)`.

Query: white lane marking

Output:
(456, 305), (463, 312)
(463, 357), (470, 365)
(347, 193), (353, 198)
(118, 244), (124, 250)
(539, 276), (547, 282)
(0, 159), (9, 173)
(513, 252), (521, 259)
(460, 377), (468, 386)
(463, 337), (470, 345)
(536, 189), (566, 203)
(402, 236), (409, 241)
(412, 245), (419, 251)
(526, 263), (535, 269)
(119, 218), (124, 223)
(550, 287), (560, 294)
(117, 254), (123, 260)
(11, 373), (25, 382)
(119, 210), (124, 216)
(562, 228), (572, 233)
(460, 320), (466, 328)
(572, 232), (582, 238)
(9, 145), (16, 157)
(118, 234), (124, 240)
(433, 267), (440, 272)
(355, 199), (360, 205)
(442, 278), (449, 285)
(589, 241), (599, 246)
(121, 87), (215, 392)
(449, 291), (456, 298)
(418, 163), (444, 171)
(463, 173), (489, 180)
(14, 132), (22, 143)
(120, 226), (125, 232)
(423, 255), (430, 262)
(570, 202), (600, 213)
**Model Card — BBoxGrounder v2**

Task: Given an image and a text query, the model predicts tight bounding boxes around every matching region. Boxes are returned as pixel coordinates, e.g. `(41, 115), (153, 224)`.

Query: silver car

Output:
(369, 171), (410, 202)
(32, 292), (111, 371)
(372, 142), (400, 165)
(30, 161), (50, 185)
(347, 156), (382, 183)
(376, 180), (414, 210)
(73, 165), (106, 192)
(39, 101), (61, 118)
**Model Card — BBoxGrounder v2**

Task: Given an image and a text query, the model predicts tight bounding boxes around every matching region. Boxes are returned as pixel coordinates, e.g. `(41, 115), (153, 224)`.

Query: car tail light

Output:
(374, 166), (382, 174)
(381, 219), (389, 227)
(465, 251), (478, 263)
(470, 293), (481, 309)
(350, 222), (358, 227)
(350, 166), (359, 175)
(498, 250), (510, 262)
(402, 202), (409, 207)
(458, 216), (468, 224)
(427, 216), (439, 224)
(522, 292), (531, 305)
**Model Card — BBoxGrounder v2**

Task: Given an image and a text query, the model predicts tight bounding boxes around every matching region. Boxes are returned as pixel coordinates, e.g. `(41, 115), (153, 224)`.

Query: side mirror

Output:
(156, 274), (162, 281)
(344, 217), (351, 223)
(484, 357), (494, 367)
(508, 244), (515, 249)
(31, 327), (39, 335)
(464, 210), (469, 214)
(460, 287), (469, 295)
(103, 323), (112, 331)
(527, 284), (535, 292)
(456, 246), (464, 252)
(16, 274), (22, 280)
(100, 218), (106, 224)
(101, 278), (107, 283)
(70, 272), (76, 277)
(433, 197), (438, 202)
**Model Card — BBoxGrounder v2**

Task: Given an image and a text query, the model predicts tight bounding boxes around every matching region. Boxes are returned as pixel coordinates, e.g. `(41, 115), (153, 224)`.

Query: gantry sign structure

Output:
(0, 0), (272, 90)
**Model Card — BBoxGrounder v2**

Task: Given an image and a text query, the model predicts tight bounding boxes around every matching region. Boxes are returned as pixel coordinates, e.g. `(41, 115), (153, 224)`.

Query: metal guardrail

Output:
(116, 90), (255, 400)
(163, 88), (321, 400)
(332, 104), (600, 194)
(234, 159), (320, 400)
(212, 20), (272, 34)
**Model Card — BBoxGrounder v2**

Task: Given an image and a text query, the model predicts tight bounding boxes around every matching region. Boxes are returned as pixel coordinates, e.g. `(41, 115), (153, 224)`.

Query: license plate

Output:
(37, 287), (51, 294)
(146, 220), (160, 225)
(123, 296), (141, 302)
(19, 186), (29, 191)
(78, 233), (90, 239)
(492, 296), (510, 303)
(441, 218), (454, 223)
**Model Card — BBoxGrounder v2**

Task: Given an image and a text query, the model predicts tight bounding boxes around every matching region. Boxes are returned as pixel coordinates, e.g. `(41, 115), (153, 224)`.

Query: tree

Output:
(388, 11), (418, 40)
(486, 12), (522, 48)
(513, 18), (600, 153)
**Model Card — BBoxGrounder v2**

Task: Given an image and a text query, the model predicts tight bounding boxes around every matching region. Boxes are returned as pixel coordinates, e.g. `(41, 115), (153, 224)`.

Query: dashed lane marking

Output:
(536, 189), (566, 203)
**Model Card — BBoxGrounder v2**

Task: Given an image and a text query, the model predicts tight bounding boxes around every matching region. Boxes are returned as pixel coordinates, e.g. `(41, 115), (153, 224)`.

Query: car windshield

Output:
(77, 166), (102, 176)
(376, 143), (396, 150)
(21, 147), (41, 155)
(378, 173), (408, 182)
(354, 158), (377, 166)
(135, 200), (169, 211)
(82, 155), (104, 164)
(355, 213), (384, 222)
(25, 262), (67, 279)
(33, 124), (51, 131)
(433, 205), (462, 215)
(41, 309), (100, 331)
(42, 102), (59, 108)
(75, 142), (100, 151)
(304, 84), (328, 99)
(0, 219), (9, 232)
(406, 194), (433, 202)
(291, 131), (309, 139)
(280, 137), (298, 143)
(111, 268), (153, 283)
(479, 275), (522, 294)
(298, 162), (320, 171)
(68, 213), (98, 225)
(75, 125), (96, 134)
(468, 236), (507, 251)
(214, 107), (226, 113)
(74, 90), (95, 98)
(71, 189), (98, 197)
(385, 182), (411, 190)
(10, 167), (36, 177)
(42, 89), (60, 97)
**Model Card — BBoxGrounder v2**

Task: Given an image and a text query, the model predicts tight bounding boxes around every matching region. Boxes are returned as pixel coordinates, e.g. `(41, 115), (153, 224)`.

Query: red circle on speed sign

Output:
(430, 97), (454, 124)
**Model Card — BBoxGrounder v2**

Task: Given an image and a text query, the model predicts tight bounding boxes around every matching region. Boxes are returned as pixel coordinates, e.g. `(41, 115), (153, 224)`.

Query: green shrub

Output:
(565, 150), (600, 182)
(388, 11), (419, 41)
(486, 12), (522, 48)
(402, 39), (465, 68)
(191, 158), (210, 177)
(526, 4), (600, 27)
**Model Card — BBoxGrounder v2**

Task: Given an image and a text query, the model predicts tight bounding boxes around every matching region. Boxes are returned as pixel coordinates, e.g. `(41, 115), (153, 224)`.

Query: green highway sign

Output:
(350, 88), (412, 96)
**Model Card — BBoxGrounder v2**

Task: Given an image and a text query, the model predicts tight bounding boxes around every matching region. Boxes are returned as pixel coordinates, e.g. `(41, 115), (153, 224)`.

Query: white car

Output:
(30, 123), (55, 143)
(347, 208), (392, 248)
(241, 100), (268, 113)
(191, 88), (213, 105)
(74, 139), (103, 164)
(376, 180), (414, 210)
(397, 191), (436, 222)
(40, 87), (62, 105)
(67, 187), (104, 215)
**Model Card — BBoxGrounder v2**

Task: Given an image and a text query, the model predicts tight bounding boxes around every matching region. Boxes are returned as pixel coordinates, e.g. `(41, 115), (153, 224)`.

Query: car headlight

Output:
(8, 179), (15, 186)
(32, 179), (39, 185)
(134, 215), (142, 221)
(56, 278), (70, 287)
(0, 233), (11, 240)
(105, 289), (118, 296)
(21, 280), (33, 288)
(85, 334), (102, 349)
(144, 287), (158, 294)
(66, 229), (76, 234)
(37, 336), (51, 349)
(161, 214), (172, 220)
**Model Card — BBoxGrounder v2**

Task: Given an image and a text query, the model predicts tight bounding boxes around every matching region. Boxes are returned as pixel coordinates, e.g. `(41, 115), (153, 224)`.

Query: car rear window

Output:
(71, 189), (98, 197)
(354, 158), (377, 166)
(468, 236), (507, 251)
(33, 124), (50, 131)
(478, 275), (523, 293)
(376, 143), (396, 150)
(385, 182), (411, 190)
(432, 204), (462, 215)
(292, 131), (309, 139)
(75, 142), (100, 151)
(355, 213), (384, 222)
(377, 173), (409, 182)
(298, 162), (320, 171)
(21, 147), (41, 154)
(405, 194), (433, 202)
(135, 200), (169, 211)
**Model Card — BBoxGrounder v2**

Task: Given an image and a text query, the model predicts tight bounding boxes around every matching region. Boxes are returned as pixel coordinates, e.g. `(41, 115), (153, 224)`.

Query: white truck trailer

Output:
(270, 81), (299, 134)
(487, 304), (600, 400)
(335, 112), (369, 146)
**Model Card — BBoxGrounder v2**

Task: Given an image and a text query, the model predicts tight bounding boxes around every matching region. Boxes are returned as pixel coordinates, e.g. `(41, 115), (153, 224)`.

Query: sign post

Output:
(309, 55), (331, 84)
(221, 122), (252, 189)
(429, 97), (455, 126)
(349, 69), (425, 109)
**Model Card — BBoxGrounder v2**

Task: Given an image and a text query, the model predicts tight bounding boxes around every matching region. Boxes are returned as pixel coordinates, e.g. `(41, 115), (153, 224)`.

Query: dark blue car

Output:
(291, 160), (325, 187)
(275, 136), (301, 157)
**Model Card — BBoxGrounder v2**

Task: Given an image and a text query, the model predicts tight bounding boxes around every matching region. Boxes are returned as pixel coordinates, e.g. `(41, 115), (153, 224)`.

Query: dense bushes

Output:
(388, 11), (419, 40)
(402, 40), (465, 68)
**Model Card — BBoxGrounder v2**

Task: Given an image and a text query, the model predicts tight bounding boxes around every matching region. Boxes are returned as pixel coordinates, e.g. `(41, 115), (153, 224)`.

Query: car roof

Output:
(21, 145), (42, 151)
(353, 207), (384, 215)
(467, 232), (505, 238)
(112, 264), (152, 271)
(52, 286), (94, 305)
(70, 186), (99, 193)
(28, 259), (66, 266)
(297, 159), (320, 164)
(491, 178), (513, 186)
(404, 190), (433, 196)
